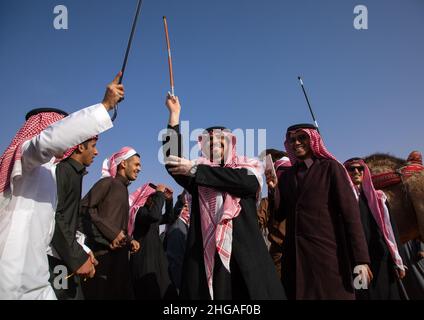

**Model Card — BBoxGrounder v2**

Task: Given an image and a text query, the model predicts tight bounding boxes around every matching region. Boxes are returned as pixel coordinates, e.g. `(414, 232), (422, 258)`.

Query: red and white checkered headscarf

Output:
(284, 128), (336, 165)
(128, 183), (157, 236)
(344, 158), (405, 270)
(101, 146), (138, 178)
(0, 112), (66, 195)
(274, 156), (291, 179)
(284, 126), (357, 198)
(194, 129), (263, 299)
(272, 156), (292, 210)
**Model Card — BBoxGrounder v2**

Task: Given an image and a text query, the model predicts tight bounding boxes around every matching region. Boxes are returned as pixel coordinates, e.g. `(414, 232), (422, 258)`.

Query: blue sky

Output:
(1, 0), (423, 196)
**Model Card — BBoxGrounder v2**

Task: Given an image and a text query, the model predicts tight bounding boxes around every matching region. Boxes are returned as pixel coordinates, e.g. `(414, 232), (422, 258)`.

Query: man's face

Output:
(347, 163), (364, 186)
(79, 139), (98, 167)
(202, 131), (229, 163)
(181, 202), (189, 214)
(123, 155), (141, 181)
(288, 130), (312, 160)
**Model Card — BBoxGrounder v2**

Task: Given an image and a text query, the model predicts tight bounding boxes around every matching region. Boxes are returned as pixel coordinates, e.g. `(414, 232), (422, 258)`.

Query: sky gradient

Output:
(1, 0), (423, 196)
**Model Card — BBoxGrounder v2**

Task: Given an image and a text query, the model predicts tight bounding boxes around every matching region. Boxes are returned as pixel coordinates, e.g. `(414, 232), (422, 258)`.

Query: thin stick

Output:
(298, 76), (320, 134)
(120, 0), (143, 84)
(65, 272), (74, 279)
(163, 16), (175, 96)
(111, 0), (143, 121)
(397, 278), (410, 300)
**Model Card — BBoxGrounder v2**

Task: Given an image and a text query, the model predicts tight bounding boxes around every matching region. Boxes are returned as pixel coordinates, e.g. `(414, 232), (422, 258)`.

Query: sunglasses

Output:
(288, 133), (309, 144)
(347, 166), (364, 173)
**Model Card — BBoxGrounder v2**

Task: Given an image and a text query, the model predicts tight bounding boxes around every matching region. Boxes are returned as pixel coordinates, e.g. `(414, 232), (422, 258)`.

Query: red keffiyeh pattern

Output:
(128, 183), (157, 236)
(195, 130), (263, 299)
(101, 146), (137, 178)
(284, 128), (337, 165)
(283, 127), (357, 198)
(274, 156), (291, 179)
(0, 112), (65, 194)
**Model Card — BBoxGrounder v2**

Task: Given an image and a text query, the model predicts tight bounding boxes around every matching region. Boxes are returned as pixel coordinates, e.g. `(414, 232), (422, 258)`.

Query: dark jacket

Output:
(52, 158), (88, 271)
(164, 124), (286, 300)
(276, 158), (370, 300)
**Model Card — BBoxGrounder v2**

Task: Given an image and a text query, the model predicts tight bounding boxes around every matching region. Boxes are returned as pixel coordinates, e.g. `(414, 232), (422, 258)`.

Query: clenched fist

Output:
(102, 72), (125, 111)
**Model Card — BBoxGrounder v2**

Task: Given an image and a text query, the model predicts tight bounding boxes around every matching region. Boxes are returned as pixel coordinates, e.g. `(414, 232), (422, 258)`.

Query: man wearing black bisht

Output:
(344, 157), (407, 300)
(162, 93), (286, 300)
(129, 183), (178, 300)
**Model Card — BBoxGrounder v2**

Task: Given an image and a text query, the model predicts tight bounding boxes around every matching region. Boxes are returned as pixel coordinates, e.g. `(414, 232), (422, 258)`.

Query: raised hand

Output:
(165, 93), (181, 126)
(102, 72), (125, 111)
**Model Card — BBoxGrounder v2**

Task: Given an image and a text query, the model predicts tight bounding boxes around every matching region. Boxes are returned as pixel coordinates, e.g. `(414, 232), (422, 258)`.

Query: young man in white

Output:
(0, 72), (124, 299)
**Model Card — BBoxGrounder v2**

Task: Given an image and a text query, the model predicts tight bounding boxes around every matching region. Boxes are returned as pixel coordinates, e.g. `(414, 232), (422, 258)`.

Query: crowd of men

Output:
(0, 75), (423, 300)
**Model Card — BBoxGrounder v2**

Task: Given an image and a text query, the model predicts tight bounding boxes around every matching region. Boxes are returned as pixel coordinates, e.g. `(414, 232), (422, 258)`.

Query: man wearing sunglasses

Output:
(272, 124), (371, 300)
(344, 158), (406, 300)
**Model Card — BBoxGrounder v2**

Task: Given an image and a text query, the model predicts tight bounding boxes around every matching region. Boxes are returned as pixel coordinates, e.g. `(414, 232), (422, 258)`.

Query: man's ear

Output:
(119, 160), (127, 169)
(77, 144), (85, 153)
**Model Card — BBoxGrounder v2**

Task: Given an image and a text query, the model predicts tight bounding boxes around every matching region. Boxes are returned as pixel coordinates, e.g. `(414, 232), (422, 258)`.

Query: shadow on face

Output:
(288, 131), (312, 160)
(347, 165), (364, 186)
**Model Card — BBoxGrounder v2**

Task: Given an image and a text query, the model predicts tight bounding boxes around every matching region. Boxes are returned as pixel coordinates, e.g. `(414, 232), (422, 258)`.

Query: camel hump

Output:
(364, 153), (406, 174)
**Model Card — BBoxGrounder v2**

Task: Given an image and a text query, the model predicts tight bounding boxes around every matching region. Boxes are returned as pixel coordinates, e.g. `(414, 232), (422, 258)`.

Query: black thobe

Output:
(49, 158), (88, 300)
(79, 174), (133, 299)
(276, 158), (370, 300)
(164, 125), (286, 300)
(355, 193), (403, 300)
(130, 192), (178, 300)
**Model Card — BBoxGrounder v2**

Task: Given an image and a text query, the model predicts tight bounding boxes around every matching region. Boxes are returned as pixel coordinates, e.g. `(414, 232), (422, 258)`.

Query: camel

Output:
(364, 153), (424, 243)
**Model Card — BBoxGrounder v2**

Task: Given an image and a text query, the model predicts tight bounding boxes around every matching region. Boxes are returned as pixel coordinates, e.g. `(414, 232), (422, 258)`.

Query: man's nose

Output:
(293, 139), (302, 145)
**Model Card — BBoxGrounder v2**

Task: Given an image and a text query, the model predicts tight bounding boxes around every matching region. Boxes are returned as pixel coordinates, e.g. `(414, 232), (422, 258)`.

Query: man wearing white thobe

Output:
(0, 73), (124, 299)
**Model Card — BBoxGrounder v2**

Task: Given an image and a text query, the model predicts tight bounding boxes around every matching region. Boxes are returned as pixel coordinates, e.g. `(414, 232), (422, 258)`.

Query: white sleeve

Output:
(21, 103), (113, 172)
(76, 231), (92, 254)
